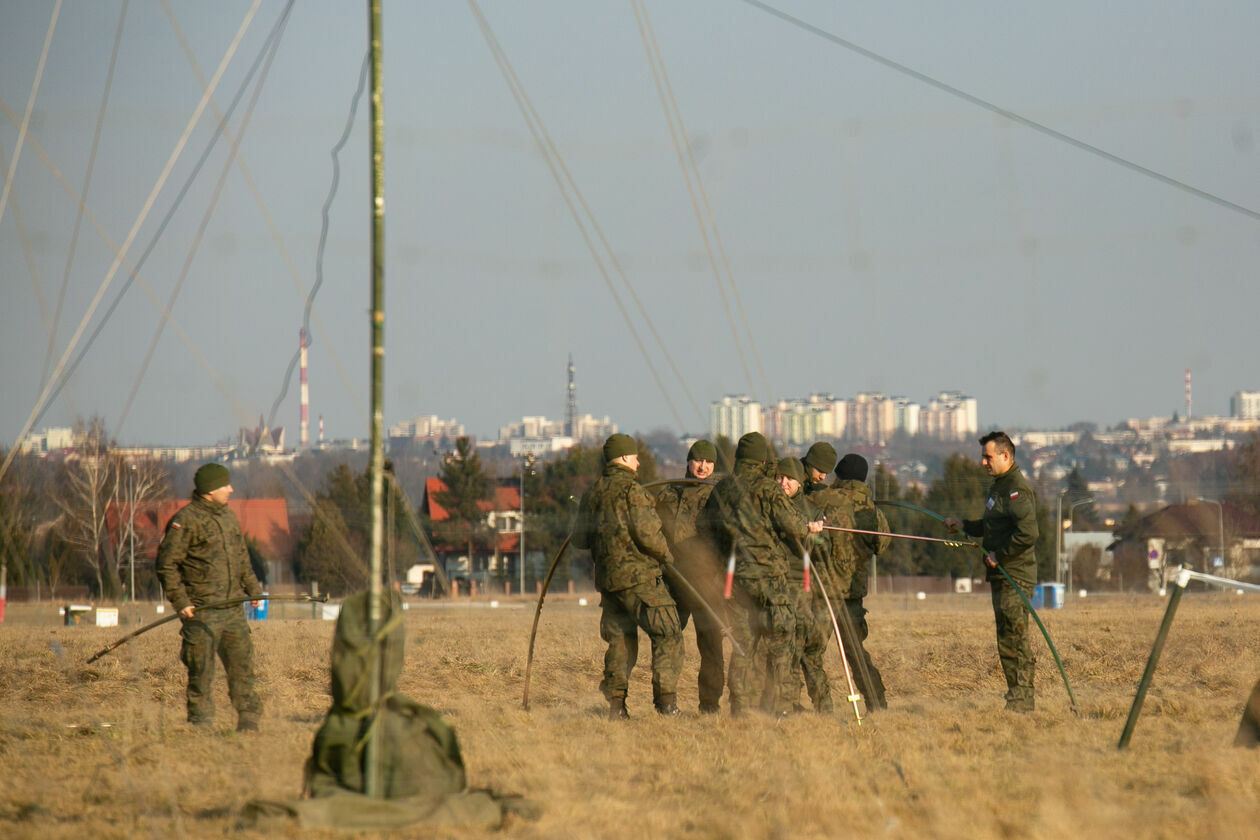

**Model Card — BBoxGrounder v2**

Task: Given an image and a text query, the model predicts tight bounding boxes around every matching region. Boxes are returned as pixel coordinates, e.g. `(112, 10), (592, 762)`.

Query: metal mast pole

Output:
(365, 0), (386, 799)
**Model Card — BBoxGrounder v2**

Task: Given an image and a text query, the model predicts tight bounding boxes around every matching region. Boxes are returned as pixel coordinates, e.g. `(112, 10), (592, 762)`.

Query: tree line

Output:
(6, 422), (1260, 600)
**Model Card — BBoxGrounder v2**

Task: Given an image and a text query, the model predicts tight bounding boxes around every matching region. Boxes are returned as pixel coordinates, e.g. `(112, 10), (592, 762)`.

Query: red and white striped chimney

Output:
(300, 329), (310, 447)
(1185, 368), (1191, 421)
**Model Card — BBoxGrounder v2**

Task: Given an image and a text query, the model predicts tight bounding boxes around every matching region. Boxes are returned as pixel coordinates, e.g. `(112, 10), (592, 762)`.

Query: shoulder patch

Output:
(170, 522), (182, 529)
(1009, 490), (1020, 500)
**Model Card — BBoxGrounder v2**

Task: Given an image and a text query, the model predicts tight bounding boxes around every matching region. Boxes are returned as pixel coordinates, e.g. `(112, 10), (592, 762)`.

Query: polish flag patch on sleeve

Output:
(1009, 491), (1020, 500)
(171, 522), (182, 529)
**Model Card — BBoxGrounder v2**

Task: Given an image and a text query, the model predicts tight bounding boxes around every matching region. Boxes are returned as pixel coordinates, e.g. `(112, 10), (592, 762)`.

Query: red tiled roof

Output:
(422, 478), (522, 552)
(106, 498), (294, 561)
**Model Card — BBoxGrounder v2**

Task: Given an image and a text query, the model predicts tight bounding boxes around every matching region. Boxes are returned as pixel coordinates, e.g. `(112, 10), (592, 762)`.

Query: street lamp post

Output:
(1056, 489), (1068, 585)
(519, 453), (534, 596)
(1195, 497), (1225, 570)
(129, 463), (137, 603)
(1066, 497), (1094, 593)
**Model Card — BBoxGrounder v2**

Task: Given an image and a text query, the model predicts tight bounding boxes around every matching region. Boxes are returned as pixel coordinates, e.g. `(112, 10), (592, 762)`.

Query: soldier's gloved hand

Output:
(943, 517), (962, 533)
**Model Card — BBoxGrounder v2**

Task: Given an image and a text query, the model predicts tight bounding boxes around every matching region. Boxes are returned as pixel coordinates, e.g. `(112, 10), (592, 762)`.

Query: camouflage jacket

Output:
(963, 463), (1039, 583)
(830, 479), (889, 600)
(155, 495), (263, 612)
(807, 480), (889, 600)
(785, 491), (829, 585)
(574, 462), (671, 592)
(700, 459), (808, 582)
(654, 479), (721, 579)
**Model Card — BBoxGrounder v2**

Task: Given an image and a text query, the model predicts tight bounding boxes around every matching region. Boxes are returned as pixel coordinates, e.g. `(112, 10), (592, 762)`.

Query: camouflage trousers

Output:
(180, 606), (261, 726)
(599, 577), (683, 705)
(841, 598), (886, 710)
(668, 573), (727, 711)
(779, 586), (832, 712)
(991, 575), (1036, 709)
(727, 575), (794, 715)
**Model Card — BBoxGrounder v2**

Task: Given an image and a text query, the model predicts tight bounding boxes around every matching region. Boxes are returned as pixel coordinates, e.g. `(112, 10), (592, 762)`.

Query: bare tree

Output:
(114, 458), (169, 601)
(57, 450), (117, 599)
(52, 418), (171, 601)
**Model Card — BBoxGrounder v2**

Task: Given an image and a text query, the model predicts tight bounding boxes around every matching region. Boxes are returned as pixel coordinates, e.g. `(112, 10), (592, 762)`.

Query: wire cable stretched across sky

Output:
(25, 0), (294, 445)
(739, 0), (1260, 223)
(267, 49), (371, 431)
(0, 0), (265, 486)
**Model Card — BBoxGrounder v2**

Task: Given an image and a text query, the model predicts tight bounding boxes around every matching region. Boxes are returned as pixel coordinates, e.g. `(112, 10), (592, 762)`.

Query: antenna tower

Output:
(565, 354), (577, 438)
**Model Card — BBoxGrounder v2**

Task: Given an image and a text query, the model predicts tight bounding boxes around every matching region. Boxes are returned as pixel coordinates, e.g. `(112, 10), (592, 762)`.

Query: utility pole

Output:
(365, 0), (386, 800)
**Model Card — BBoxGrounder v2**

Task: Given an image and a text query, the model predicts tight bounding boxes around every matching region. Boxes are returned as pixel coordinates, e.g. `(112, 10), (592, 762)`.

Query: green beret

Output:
(775, 457), (805, 483)
(194, 463), (231, 494)
(836, 453), (869, 481)
(602, 433), (638, 461)
(803, 441), (837, 475)
(735, 431), (770, 463)
(687, 439), (717, 463)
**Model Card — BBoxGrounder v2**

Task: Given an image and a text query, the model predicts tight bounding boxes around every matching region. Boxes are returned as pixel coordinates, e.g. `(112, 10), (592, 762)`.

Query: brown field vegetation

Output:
(1, 591), (1258, 839)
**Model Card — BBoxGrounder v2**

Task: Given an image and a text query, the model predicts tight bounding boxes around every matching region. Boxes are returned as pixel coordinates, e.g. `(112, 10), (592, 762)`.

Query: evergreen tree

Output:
(293, 461), (417, 596)
(870, 463), (918, 577)
(919, 454), (991, 577)
(1226, 433), (1260, 517)
(634, 437), (658, 483)
(527, 444), (603, 585)
(431, 437), (493, 563)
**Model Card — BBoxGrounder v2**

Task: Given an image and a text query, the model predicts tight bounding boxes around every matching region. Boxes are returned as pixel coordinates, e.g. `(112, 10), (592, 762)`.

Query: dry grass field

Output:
(2, 591), (1258, 839)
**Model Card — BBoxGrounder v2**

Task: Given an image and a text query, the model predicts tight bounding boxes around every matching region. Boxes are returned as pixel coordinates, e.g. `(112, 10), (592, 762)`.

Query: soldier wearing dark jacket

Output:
(574, 434), (683, 719)
(700, 432), (823, 716)
(829, 454), (892, 710)
(155, 463), (264, 731)
(946, 431), (1039, 712)
(654, 439), (725, 713)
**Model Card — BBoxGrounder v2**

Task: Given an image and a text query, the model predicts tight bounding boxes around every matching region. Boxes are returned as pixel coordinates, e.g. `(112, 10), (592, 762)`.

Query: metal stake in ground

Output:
(1118, 566), (1260, 748)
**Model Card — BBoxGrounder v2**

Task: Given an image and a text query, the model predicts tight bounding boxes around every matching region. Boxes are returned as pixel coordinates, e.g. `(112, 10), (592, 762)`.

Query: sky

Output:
(2, 0), (1258, 448)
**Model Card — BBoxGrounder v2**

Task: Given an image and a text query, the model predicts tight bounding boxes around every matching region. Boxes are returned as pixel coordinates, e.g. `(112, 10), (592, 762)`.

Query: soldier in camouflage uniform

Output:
(830, 454), (892, 710)
(155, 463), (264, 731)
(946, 431), (1039, 712)
(574, 434), (683, 719)
(802, 441), (836, 495)
(774, 457), (833, 713)
(700, 432), (823, 717)
(654, 439), (725, 713)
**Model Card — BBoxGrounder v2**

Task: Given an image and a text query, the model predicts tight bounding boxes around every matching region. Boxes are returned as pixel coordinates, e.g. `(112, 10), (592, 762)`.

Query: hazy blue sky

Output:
(2, 1), (1258, 447)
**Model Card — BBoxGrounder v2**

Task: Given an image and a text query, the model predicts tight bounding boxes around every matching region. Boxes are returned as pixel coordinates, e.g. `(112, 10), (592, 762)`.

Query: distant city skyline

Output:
(4, 2), (1259, 450)
(17, 379), (1260, 453)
